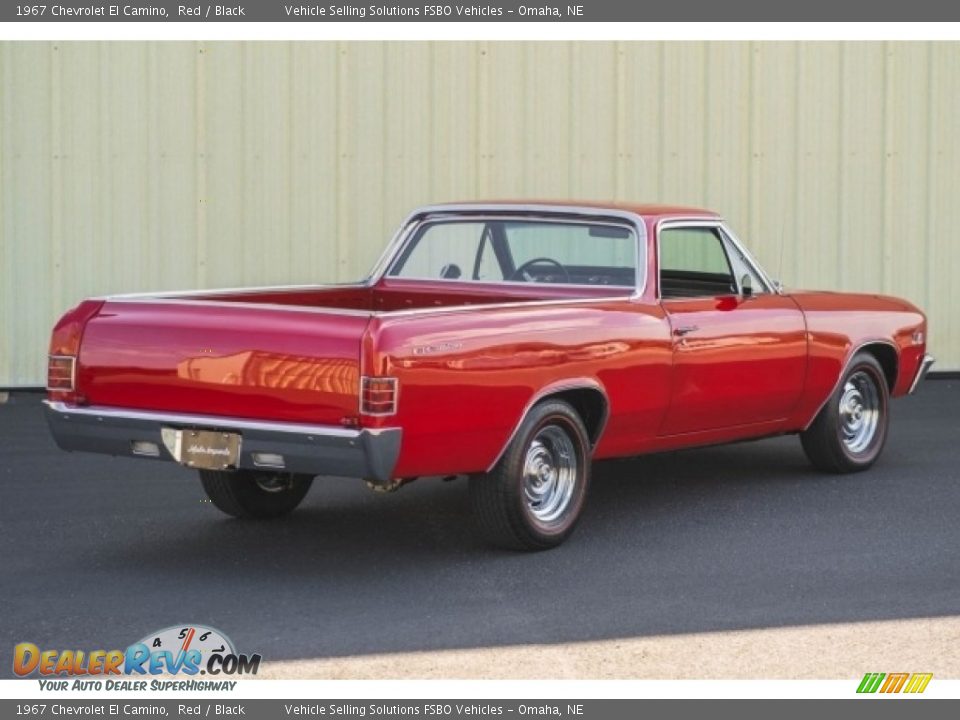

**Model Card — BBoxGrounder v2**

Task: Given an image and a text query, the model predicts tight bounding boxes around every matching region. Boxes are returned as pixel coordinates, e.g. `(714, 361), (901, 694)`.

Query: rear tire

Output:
(200, 470), (313, 519)
(469, 400), (591, 551)
(800, 352), (890, 473)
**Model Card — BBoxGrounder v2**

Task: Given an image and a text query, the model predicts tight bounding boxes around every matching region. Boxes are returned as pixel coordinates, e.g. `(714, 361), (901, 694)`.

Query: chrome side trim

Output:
(105, 296), (374, 317)
(485, 379), (611, 473)
(908, 353), (935, 395)
(801, 339), (900, 430)
(105, 281), (372, 302)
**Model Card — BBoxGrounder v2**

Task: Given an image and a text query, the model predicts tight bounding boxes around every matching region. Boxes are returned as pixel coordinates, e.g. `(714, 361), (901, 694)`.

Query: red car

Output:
(45, 202), (934, 550)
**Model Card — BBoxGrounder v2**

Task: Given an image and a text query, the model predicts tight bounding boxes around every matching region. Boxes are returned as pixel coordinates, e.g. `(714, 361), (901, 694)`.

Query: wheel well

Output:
(548, 387), (608, 446)
(859, 342), (898, 392)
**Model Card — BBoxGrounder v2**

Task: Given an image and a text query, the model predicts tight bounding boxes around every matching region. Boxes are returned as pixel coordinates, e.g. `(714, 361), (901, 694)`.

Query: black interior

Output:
(660, 269), (737, 299)
(518, 263), (635, 287)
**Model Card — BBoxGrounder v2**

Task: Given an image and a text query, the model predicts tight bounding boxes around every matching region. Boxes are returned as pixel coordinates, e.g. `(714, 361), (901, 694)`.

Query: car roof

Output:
(426, 200), (720, 221)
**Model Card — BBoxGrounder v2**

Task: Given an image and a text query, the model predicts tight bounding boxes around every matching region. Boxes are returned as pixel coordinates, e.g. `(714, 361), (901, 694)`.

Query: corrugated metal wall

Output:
(2, 41), (958, 385)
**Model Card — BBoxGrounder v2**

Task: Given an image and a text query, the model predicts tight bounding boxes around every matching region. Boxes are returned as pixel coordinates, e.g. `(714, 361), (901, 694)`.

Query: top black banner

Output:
(3, 0), (958, 22)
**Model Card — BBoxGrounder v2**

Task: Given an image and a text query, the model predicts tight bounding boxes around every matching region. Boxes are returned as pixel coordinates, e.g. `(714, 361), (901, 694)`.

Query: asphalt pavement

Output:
(1, 382), (958, 677)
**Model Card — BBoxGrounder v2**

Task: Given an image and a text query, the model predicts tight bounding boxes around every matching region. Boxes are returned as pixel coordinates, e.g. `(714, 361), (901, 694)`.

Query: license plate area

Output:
(161, 428), (241, 470)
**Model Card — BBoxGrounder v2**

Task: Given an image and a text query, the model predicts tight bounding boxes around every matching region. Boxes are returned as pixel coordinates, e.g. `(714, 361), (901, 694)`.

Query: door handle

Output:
(673, 325), (699, 337)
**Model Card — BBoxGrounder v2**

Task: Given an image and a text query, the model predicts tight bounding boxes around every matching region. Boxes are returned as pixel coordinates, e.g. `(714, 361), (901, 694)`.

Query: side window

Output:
(659, 227), (737, 298)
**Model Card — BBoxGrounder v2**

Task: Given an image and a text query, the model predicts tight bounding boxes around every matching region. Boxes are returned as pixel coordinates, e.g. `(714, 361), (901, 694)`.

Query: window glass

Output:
(389, 220), (636, 287)
(659, 227), (737, 298)
(720, 229), (769, 295)
(504, 223), (634, 273)
(389, 222), (501, 281)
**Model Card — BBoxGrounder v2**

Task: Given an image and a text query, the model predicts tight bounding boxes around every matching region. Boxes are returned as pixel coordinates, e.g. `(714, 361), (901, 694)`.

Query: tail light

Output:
(47, 299), (104, 403)
(47, 356), (76, 391)
(360, 376), (399, 416)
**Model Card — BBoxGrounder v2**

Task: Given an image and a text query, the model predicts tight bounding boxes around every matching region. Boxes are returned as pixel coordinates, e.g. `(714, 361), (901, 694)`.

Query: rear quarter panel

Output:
(363, 300), (672, 478)
(787, 291), (927, 427)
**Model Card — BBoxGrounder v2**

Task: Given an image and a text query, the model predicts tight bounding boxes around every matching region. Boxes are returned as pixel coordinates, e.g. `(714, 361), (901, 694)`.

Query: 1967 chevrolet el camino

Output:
(45, 202), (935, 550)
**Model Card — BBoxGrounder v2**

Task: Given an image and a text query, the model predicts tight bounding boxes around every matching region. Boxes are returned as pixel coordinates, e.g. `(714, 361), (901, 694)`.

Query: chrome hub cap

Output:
(839, 371), (880, 454)
(522, 425), (578, 526)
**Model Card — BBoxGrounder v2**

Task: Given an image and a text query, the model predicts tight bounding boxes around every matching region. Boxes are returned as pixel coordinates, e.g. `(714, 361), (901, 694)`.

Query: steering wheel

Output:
(510, 257), (571, 283)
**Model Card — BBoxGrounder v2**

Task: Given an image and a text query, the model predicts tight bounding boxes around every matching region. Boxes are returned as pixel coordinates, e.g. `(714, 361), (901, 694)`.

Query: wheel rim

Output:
(254, 474), (292, 494)
(838, 370), (881, 454)
(522, 424), (578, 527)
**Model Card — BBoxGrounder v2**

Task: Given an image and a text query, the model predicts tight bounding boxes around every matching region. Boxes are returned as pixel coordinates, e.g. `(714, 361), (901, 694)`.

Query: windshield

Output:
(387, 219), (637, 287)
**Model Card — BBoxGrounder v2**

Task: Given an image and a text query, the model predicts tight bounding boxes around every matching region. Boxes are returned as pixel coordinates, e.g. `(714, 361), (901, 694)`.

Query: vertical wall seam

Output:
(195, 41), (208, 288)
(880, 41), (893, 293)
(836, 42), (845, 287)
(923, 42), (934, 316)
(50, 42), (63, 317)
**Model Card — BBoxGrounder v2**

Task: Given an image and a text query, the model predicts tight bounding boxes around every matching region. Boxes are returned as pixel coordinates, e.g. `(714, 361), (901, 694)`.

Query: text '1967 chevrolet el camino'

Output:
(45, 202), (935, 550)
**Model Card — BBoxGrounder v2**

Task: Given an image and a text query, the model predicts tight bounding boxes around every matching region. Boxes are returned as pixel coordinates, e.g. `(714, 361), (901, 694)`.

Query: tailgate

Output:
(76, 300), (370, 425)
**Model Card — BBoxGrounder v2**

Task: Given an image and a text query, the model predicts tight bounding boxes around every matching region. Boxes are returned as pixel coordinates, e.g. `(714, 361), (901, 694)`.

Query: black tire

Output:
(800, 352), (890, 473)
(469, 400), (591, 551)
(200, 470), (313, 519)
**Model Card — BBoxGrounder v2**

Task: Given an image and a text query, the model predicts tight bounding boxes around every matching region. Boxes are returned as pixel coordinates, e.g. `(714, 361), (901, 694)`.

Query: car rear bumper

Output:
(43, 401), (401, 482)
(908, 354), (936, 395)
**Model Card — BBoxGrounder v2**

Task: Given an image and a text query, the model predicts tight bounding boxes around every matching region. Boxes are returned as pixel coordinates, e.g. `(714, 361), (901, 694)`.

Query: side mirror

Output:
(771, 279), (784, 294)
(740, 274), (753, 298)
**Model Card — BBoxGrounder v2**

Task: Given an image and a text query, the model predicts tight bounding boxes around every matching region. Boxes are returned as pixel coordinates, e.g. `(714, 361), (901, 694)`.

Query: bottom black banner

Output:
(2, 700), (959, 720)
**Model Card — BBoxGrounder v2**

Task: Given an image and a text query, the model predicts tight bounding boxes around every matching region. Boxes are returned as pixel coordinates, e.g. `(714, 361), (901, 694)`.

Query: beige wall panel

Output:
(660, 42), (708, 207)
(704, 43), (752, 237)
(748, 43), (800, 282)
(837, 43), (886, 295)
(289, 43), (340, 286)
(570, 43), (617, 200)
(614, 43), (663, 203)
(794, 42), (842, 290)
(883, 43), (930, 312)
(1, 41), (959, 385)
(204, 42), (246, 287)
(3, 44), (53, 386)
(925, 43), (960, 370)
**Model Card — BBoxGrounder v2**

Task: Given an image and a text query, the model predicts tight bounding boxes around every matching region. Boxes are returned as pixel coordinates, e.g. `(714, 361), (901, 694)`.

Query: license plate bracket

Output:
(161, 428), (242, 470)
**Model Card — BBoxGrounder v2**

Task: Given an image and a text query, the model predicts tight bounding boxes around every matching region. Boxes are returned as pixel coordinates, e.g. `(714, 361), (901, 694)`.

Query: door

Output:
(657, 223), (807, 436)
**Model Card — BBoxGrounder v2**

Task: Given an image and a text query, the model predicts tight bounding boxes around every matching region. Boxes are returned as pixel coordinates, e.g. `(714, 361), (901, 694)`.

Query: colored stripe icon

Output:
(857, 672), (933, 694)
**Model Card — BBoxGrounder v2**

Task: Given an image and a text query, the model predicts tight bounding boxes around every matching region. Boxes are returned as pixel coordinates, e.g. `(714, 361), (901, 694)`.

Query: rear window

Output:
(388, 219), (637, 288)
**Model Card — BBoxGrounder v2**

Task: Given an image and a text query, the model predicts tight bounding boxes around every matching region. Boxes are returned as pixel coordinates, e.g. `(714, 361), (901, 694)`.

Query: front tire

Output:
(469, 400), (591, 551)
(800, 352), (890, 473)
(200, 470), (313, 519)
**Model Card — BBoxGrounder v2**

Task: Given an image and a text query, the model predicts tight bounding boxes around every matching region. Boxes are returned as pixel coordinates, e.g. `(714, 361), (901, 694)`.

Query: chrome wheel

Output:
(522, 424), (578, 527)
(838, 370), (881, 454)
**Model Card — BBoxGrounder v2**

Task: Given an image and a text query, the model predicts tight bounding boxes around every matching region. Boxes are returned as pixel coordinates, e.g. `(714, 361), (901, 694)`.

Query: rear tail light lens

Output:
(360, 376), (398, 416)
(47, 299), (103, 402)
(47, 356), (76, 392)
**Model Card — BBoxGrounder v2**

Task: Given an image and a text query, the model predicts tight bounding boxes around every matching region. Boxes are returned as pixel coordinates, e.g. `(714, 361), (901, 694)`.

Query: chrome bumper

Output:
(908, 354), (936, 395)
(43, 401), (401, 482)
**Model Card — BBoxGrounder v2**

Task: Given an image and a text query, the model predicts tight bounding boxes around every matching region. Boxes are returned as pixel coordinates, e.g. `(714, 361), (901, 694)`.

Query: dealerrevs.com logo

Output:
(14, 625), (261, 689)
